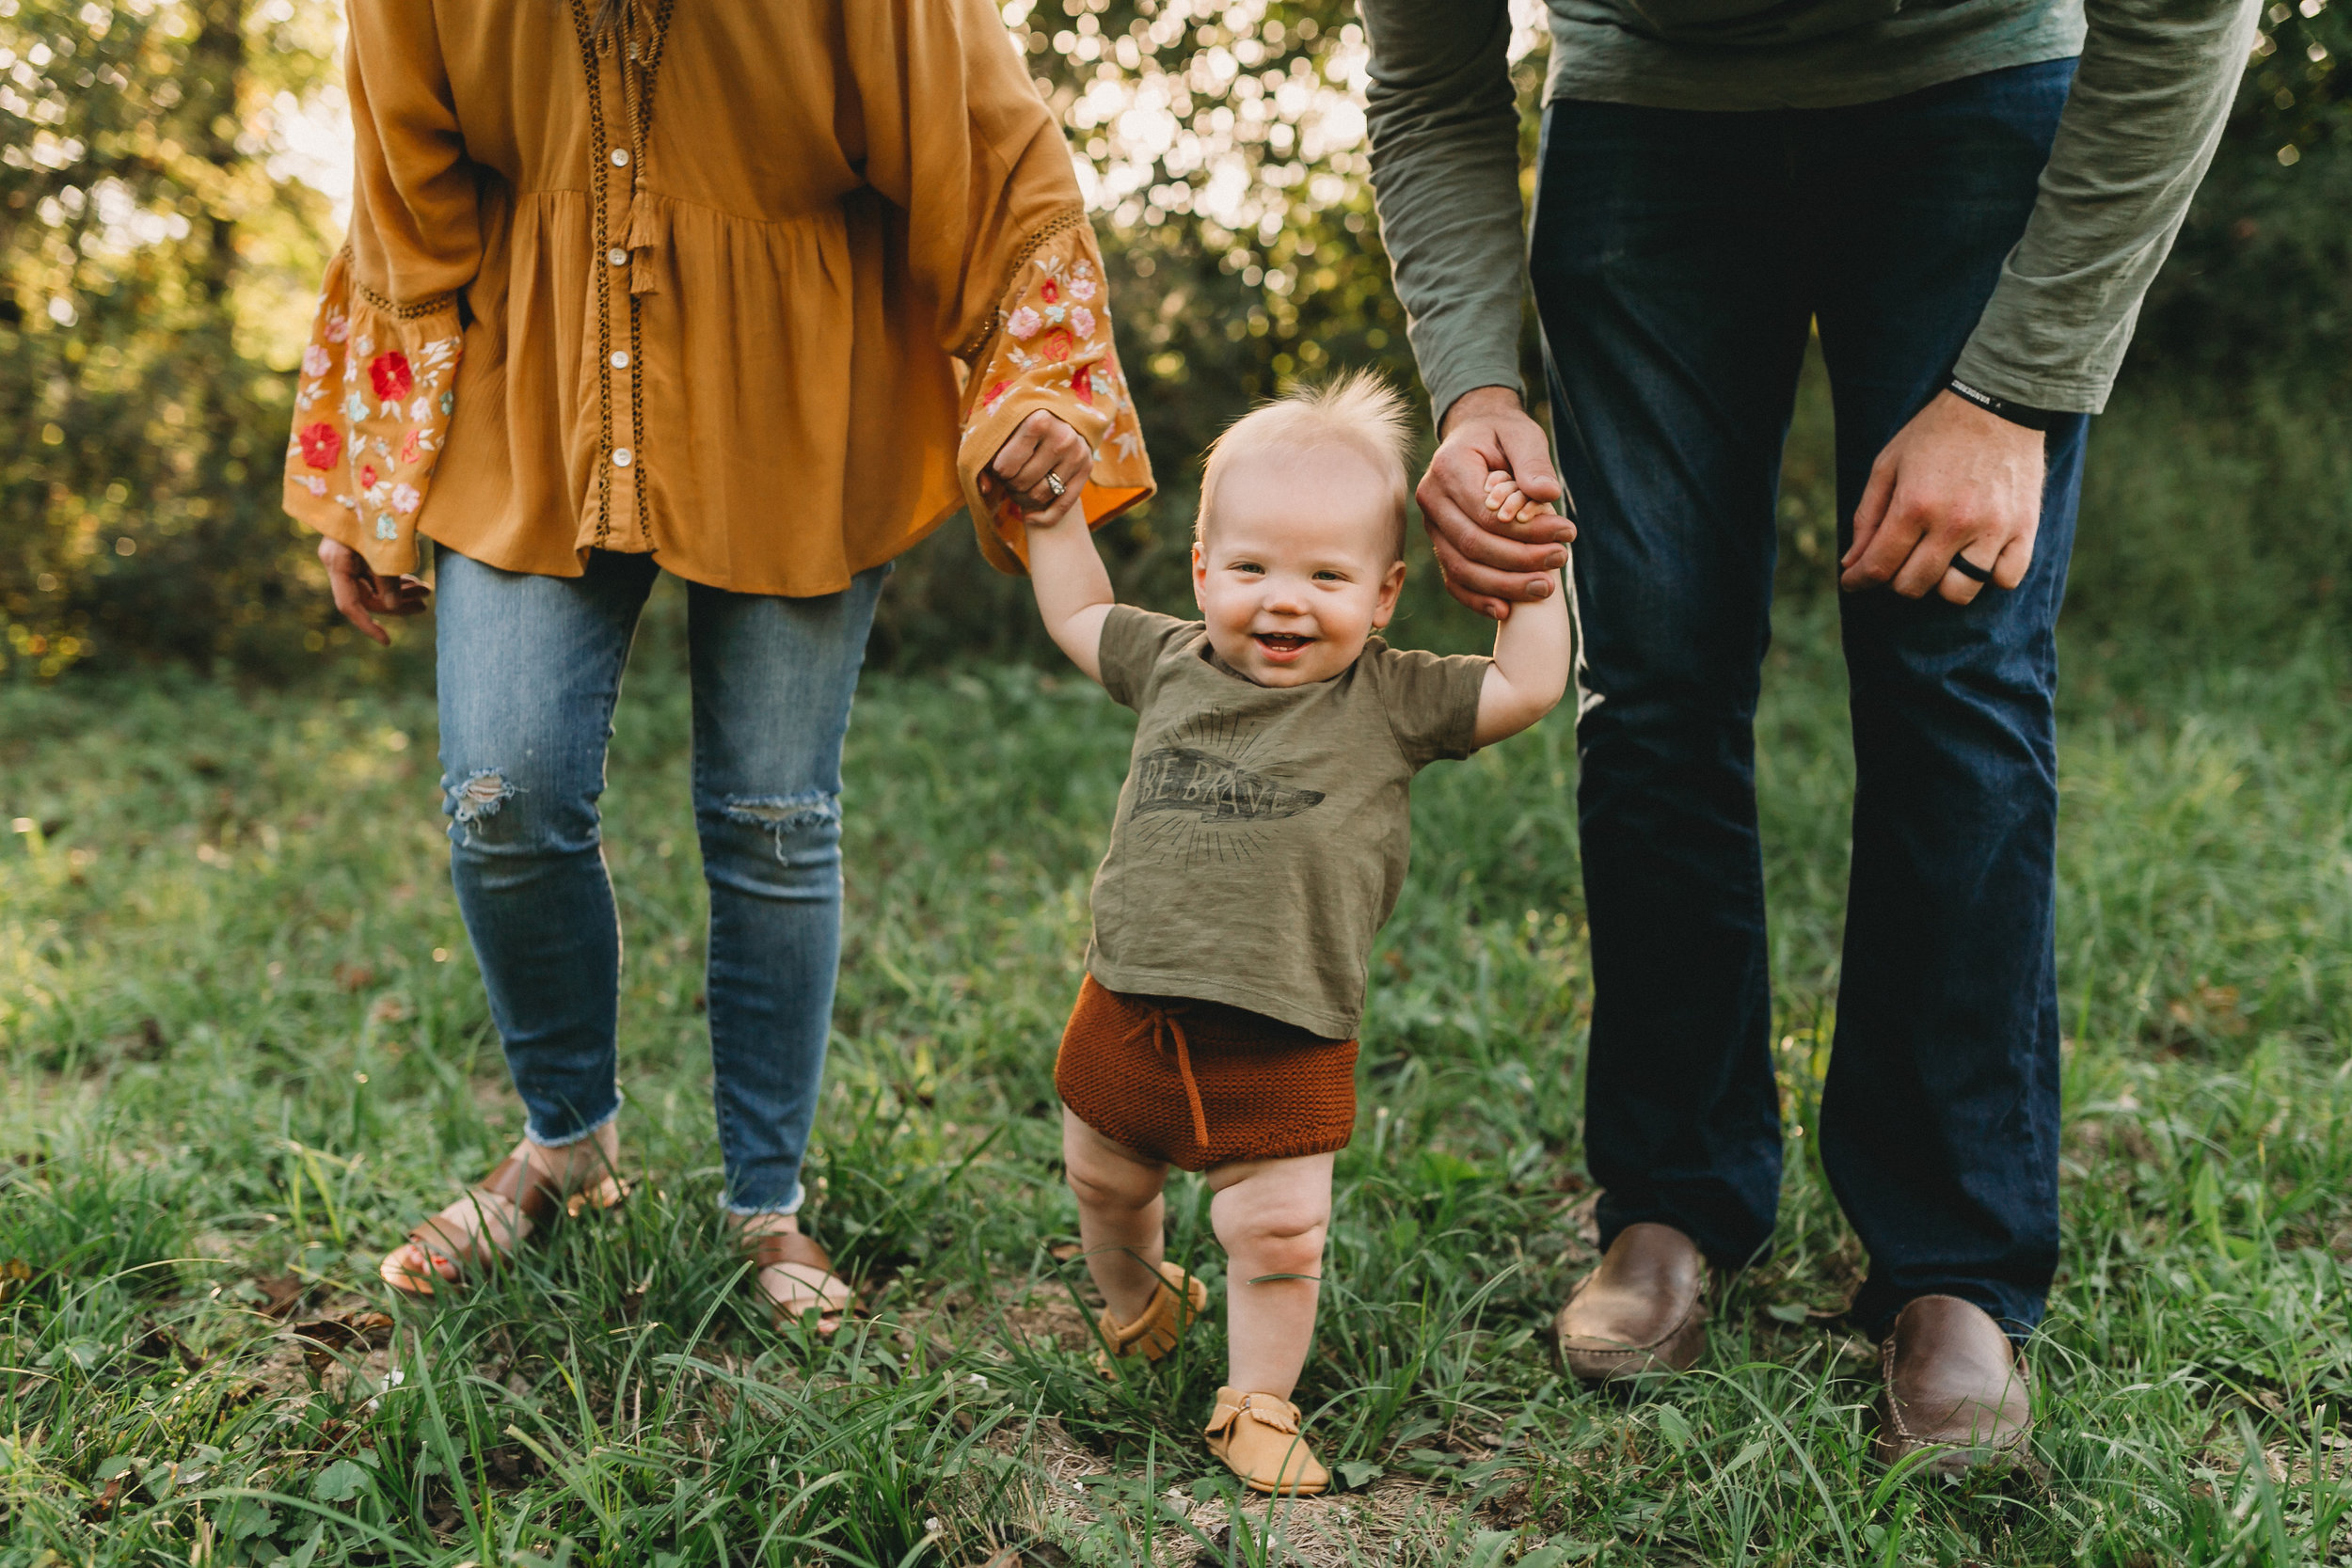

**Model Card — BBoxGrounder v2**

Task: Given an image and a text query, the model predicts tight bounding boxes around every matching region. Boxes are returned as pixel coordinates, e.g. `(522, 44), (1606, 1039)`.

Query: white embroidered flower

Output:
(343, 393), (370, 422)
(1006, 306), (1042, 340)
(390, 483), (422, 515)
(408, 396), (432, 422)
(299, 475), (327, 497)
(1068, 273), (1098, 303)
(324, 309), (349, 343)
(303, 344), (332, 378)
(1042, 303), (1066, 325)
(1071, 306), (1096, 340)
(354, 333), (373, 358)
(374, 515), (399, 541)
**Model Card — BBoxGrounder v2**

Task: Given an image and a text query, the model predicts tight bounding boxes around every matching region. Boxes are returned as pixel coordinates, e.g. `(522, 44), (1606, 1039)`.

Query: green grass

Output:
(3, 589), (2351, 1566)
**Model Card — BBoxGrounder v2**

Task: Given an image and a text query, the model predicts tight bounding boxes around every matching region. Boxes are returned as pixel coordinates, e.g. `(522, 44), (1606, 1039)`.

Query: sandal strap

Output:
(403, 1150), (602, 1275)
(744, 1227), (837, 1277)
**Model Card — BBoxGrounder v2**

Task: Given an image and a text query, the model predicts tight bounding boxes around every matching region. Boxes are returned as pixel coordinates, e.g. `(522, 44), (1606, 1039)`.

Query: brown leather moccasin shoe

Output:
(1873, 1295), (2033, 1477)
(1554, 1221), (1708, 1384)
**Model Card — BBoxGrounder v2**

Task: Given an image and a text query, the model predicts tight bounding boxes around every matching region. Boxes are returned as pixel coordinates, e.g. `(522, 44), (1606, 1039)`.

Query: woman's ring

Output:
(1045, 472), (1066, 498)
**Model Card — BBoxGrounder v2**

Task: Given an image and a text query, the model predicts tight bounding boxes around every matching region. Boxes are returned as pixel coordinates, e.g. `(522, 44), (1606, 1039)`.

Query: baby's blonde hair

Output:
(1196, 370), (1415, 560)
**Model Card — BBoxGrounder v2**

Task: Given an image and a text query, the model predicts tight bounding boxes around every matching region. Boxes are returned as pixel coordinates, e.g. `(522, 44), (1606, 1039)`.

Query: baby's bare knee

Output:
(1216, 1196), (1329, 1275)
(1066, 1159), (1161, 1214)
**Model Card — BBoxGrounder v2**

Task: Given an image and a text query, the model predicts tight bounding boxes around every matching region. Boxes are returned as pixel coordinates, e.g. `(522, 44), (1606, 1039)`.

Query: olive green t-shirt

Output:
(1085, 605), (1492, 1039)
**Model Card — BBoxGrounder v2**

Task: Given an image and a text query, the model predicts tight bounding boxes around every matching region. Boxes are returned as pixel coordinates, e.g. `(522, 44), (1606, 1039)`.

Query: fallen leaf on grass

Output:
(293, 1311), (394, 1374)
(130, 1324), (203, 1370)
(334, 962), (375, 992)
(0, 1258), (31, 1303)
(369, 995), (411, 1024)
(251, 1273), (308, 1318)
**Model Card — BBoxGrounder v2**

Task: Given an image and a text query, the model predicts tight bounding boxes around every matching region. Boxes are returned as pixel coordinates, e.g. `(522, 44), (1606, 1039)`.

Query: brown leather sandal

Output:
(741, 1226), (856, 1335)
(379, 1150), (629, 1299)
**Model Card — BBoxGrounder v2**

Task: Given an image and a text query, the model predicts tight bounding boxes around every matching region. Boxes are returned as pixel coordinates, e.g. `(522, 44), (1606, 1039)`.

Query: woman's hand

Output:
(320, 537), (431, 646)
(983, 409), (1091, 518)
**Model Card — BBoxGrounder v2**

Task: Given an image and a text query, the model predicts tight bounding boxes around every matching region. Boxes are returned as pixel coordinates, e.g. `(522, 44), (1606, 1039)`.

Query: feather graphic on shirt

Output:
(1131, 746), (1325, 822)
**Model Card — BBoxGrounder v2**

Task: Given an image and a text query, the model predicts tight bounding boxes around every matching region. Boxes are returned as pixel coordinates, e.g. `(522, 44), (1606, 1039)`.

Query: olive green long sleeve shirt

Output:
(1359, 0), (2260, 419)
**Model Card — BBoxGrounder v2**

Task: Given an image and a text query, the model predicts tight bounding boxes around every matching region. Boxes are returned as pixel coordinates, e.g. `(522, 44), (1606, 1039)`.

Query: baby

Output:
(1021, 372), (1571, 1496)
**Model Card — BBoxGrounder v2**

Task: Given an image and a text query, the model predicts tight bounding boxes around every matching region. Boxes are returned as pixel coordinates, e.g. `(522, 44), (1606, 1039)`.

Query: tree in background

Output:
(0, 0), (345, 678)
(1, 0), (2342, 679)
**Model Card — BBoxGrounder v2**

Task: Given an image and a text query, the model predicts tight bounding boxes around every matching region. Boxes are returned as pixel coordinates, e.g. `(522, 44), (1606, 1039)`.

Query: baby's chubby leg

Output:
(1205, 1151), (1335, 1400)
(1061, 1107), (1172, 1325)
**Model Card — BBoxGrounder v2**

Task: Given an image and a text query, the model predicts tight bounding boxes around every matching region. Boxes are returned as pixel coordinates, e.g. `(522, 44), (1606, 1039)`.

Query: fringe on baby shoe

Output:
(1091, 1259), (1208, 1376)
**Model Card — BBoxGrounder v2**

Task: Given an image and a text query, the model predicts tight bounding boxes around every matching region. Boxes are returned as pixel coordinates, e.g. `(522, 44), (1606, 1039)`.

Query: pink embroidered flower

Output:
(1007, 306), (1042, 341)
(296, 422), (342, 471)
(390, 482), (422, 515)
(368, 351), (414, 402)
(324, 309), (349, 343)
(1040, 277), (1061, 305)
(1068, 273), (1098, 304)
(1071, 306), (1096, 341)
(400, 429), (421, 466)
(303, 344), (331, 378)
(1041, 327), (1074, 364)
(358, 461), (380, 492)
(299, 474), (327, 497)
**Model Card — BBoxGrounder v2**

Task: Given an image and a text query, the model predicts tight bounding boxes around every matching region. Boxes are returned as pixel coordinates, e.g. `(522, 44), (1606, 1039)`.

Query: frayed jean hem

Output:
(723, 1187), (805, 1219)
(522, 1097), (622, 1151)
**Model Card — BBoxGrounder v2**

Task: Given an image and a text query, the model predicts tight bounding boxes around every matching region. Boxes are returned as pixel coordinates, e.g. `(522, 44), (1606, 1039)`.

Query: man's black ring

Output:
(1949, 552), (1997, 585)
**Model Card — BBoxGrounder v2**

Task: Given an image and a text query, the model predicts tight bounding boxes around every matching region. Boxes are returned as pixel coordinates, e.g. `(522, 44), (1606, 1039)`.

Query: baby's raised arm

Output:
(1473, 471), (1573, 747)
(1025, 495), (1118, 686)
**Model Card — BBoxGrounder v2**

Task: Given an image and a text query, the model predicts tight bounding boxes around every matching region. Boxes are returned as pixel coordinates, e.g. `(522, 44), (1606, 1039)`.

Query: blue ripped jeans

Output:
(434, 546), (883, 1214)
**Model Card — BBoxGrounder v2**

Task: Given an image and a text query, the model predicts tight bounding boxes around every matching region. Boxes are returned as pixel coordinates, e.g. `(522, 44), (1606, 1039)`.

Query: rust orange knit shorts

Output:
(1053, 974), (1359, 1172)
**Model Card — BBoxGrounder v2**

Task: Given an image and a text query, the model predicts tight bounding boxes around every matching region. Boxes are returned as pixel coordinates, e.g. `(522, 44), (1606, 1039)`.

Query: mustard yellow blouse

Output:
(282, 0), (1152, 594)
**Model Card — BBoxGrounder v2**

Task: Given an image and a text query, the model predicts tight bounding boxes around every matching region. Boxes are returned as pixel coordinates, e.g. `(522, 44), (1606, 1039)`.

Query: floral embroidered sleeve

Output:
(954, 213), (1154, 575)
(281, 245), (463, 577)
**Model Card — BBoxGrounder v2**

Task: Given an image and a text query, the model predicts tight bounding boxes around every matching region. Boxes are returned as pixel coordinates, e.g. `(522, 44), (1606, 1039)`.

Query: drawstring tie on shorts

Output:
(1137, 1001), (1211, 1150)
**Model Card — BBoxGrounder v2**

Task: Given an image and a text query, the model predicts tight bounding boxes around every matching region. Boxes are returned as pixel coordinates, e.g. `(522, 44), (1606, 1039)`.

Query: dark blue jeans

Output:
(1528, 60), (2087, 1336)
(435, 547), (883, 1214)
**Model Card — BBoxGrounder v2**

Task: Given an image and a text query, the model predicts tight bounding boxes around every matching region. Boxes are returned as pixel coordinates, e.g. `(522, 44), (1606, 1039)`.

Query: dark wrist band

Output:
(1946, 375), (2051, 432)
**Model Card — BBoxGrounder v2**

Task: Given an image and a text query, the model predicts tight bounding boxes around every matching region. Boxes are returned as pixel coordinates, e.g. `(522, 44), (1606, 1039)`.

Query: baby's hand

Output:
(1484, 469), (1558, 527)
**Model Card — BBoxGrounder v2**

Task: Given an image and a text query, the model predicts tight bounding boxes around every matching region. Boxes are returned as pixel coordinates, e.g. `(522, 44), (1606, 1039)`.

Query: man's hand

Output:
(1841, 391), (2046, 604)
(320, 537), (430, 646)
(1420, 387), (1576, 620)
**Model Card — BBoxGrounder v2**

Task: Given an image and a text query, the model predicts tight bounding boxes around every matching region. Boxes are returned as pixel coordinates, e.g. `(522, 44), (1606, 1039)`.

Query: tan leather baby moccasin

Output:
(1092, 1259), (1209, 1376)
(1204, 1387), (1329, 1497)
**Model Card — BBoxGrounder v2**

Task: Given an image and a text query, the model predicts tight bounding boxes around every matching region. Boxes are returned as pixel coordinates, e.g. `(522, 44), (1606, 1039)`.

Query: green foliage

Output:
(0, 0), (347, 680)
(6, 613), (2352, 1560)
(4, 0), (2348, 678)
(2137, 0), (2352, 375)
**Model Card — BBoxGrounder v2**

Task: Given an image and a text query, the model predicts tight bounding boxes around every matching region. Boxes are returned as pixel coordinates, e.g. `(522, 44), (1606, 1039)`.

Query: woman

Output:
(287, 0), (1152, 1324)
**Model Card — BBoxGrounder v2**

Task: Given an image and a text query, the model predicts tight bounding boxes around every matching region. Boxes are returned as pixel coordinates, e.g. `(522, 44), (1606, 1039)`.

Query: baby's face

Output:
(1191, 448), (1407, 688)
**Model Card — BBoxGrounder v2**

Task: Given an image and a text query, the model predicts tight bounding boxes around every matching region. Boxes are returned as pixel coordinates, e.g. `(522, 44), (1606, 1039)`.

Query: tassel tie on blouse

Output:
(1135, 1000), (1211, 1150)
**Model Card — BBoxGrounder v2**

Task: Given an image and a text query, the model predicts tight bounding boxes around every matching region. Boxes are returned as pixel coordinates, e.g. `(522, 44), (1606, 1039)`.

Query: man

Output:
(1359, 0), (2255, 1471)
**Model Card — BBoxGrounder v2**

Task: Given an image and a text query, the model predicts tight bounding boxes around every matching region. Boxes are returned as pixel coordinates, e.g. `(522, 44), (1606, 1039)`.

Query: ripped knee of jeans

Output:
(723, 791), (841, 863)
(448, 769), (519, 833)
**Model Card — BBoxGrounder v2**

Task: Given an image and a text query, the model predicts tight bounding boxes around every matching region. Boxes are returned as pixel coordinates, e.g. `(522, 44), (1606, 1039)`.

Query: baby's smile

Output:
(1252, 630), (1315, 662)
